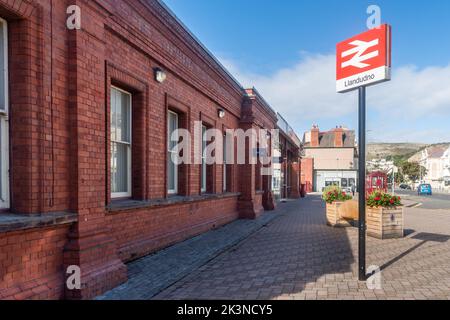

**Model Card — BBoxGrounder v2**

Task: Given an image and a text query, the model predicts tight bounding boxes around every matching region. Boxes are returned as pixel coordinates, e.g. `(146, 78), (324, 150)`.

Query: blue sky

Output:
(163, 0), (450, 144)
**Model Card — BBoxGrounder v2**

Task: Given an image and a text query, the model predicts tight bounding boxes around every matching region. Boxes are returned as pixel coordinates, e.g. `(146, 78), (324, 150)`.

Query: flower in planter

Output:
(322, 186), (353, 204)
(367, 191), (402, 208)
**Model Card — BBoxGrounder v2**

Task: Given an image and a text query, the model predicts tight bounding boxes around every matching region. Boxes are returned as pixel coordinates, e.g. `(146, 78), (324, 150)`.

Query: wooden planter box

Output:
(326, 202), (351, 227)
(366, 206), (404, 239)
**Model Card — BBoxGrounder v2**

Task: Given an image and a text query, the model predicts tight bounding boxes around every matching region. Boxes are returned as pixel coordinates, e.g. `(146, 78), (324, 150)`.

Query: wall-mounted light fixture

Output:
(218, 108), (225, 119)
(154, 67), (167, 83)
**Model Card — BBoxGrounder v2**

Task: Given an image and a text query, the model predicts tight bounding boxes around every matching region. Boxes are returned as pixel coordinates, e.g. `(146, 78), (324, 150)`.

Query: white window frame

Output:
(111, 86), (132, 199)
(167, 110), (179, 195)
(0, 18), (9, 209)
(223, 133), (227, 193)
(201, 124), (207, 193)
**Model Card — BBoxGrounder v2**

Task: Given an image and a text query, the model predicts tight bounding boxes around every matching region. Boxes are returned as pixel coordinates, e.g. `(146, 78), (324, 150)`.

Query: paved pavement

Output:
(97, 195), (450, 300)
(155, 196), (450, 300)
(97, 203), (294, 300)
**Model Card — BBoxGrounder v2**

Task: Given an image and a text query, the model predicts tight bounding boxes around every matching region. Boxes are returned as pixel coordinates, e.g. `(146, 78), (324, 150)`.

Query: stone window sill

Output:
(0, 212), (78, 234)
(107, 192), (241, 214)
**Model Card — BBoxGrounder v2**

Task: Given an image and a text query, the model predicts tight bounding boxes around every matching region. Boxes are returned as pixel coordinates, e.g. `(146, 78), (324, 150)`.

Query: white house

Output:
(443, 146), (450, 191)
(367, 158), (397, 174)
(417, 145), (450, 191)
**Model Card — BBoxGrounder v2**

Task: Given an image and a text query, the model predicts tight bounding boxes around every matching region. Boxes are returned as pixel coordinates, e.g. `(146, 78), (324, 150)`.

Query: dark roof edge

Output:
(277, 113), (302, 148)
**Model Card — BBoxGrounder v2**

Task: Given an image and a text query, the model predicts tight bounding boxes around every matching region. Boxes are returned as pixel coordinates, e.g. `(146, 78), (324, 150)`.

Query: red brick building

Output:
(273, 113), (302, 200)
(301, 125), (357, 193)
(300, 158), (314, 193)
(0, 0), (301, 299)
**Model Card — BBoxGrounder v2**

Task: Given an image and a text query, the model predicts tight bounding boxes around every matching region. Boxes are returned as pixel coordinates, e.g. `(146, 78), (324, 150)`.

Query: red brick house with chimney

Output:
(301, 125), (358, 193)
(0, 0), (303, 300)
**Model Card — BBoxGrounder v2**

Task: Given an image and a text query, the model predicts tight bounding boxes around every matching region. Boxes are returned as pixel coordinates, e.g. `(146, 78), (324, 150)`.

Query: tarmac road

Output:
(396, 189), (450, 210)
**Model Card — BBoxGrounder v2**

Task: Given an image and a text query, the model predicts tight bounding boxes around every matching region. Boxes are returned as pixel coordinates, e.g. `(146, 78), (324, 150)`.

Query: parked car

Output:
(399, 183), (412, 190)
(418, 184), (432, 196)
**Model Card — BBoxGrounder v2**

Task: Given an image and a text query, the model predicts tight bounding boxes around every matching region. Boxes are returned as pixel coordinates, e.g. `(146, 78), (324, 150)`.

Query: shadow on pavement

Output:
(380, 232), (450, 272)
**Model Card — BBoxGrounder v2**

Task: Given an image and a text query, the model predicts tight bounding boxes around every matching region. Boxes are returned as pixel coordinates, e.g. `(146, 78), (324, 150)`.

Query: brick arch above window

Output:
(107, 62), (148, 94)
(200, 112), (217, 129)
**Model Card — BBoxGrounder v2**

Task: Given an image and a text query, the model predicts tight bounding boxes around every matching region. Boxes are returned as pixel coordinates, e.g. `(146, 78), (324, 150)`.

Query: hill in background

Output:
(367, 143), (427, 161)
(367, 142), (450, 165)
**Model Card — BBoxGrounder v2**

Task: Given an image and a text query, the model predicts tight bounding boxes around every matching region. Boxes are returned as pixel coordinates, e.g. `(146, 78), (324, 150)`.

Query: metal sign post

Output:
(336, 24), (391, 282)
(358, 86), (367, 281)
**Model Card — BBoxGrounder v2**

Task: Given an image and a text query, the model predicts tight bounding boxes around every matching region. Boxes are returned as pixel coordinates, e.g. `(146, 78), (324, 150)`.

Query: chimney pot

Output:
(310, 125), (320, 147)
(334, 127), (344, 148)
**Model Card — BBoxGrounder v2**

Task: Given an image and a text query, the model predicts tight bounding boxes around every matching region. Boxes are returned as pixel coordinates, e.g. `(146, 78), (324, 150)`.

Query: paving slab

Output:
(155, 196), (450, 300)
(97, 201), (296, 300)
(98, 194), (450, 300)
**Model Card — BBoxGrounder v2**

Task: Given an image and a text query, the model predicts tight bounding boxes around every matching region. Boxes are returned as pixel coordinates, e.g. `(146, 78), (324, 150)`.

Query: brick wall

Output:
(111, 196), (240, 262)
(301, 158), (314, 193)
(290, 162), (300, 198)
(0, 225), (70, 300)
(0, 0), (279, 299)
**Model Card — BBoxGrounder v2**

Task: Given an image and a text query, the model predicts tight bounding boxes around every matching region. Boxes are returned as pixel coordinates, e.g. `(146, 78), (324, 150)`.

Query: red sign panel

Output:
(336, 24), (391, 93)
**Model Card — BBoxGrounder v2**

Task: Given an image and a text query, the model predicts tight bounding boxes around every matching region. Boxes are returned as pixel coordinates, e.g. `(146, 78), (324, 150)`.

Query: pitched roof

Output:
(304, 130), (356, 148)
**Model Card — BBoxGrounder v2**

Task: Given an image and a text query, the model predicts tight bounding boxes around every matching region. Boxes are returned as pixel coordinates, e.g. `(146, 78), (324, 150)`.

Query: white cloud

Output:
(220, 54), (450, 142)
(221, 54), (357, 121)
(370, 64), (450, 117)
(369, 127), (450, 144)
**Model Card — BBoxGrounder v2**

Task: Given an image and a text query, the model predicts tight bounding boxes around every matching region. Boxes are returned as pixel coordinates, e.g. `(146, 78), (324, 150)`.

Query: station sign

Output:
(337, 24), (391, 93)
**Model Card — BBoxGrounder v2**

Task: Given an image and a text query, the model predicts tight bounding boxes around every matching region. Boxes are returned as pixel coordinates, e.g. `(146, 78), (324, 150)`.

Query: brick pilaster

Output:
(63, 1), (126, 299)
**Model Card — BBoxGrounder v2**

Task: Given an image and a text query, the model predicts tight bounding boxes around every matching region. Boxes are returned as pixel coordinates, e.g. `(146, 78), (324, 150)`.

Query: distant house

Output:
(367, 158), (397, 174)
(443, 147), (450, 190)
(413, 145), (450, 190)
(301, 125), (358, 192)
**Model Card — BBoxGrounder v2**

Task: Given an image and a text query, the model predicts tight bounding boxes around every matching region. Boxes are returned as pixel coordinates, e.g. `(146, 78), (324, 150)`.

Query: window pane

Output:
(0, 116), (8, 208)
(223, 136), (227, 192)
(111, 88), (131, 143)
(116, 92), (123, 142)
(202, 160), (206, 192)
(167, 111), (179, 194)
(168, 112), (178, 150)
(120, 93), (130, 143)
(110, 89), (117, 141)
(223, 136), (227, 165)
(201, 125), (207, 192)
(111, 142), (129, 194)
(0, 118), (3, 200)
(202, 125), (207, 156)
(0, 22), (5, 112)
(111, 87), (131, 197)
(167, 151), (175, 192)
